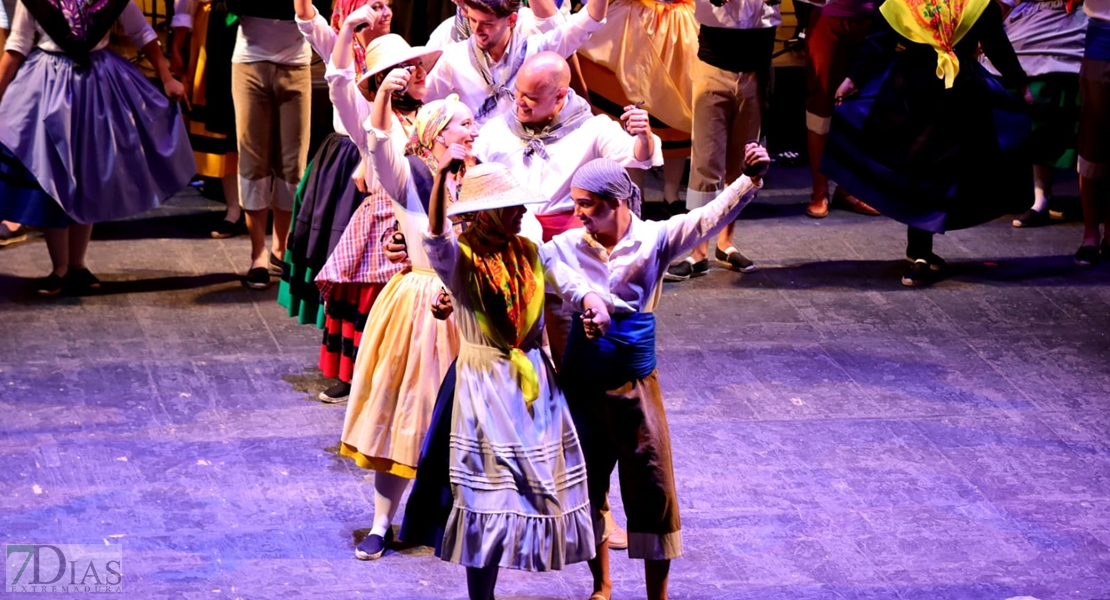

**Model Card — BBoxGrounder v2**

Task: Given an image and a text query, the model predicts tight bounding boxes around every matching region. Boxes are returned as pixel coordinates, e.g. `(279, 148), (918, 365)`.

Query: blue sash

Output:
(1087, 17), (1110, 62)
(562, 312), (656, 391)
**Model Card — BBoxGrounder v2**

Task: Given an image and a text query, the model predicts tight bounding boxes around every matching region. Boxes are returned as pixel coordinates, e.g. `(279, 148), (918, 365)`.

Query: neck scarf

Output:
(331, 0), (369, 78)
(451, 4), (472, 42)
(470, 27), (529, 121)
(458, 210), (545, 410)
(570, 157), (643, 218)
(506, 88), (593, 164)
(880, 0), (990, 88)
(23, 0), (131, 60)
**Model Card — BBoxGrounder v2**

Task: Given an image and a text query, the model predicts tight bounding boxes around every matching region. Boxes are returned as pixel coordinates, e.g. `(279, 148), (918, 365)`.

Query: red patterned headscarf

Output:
(331, 0), (369, 78)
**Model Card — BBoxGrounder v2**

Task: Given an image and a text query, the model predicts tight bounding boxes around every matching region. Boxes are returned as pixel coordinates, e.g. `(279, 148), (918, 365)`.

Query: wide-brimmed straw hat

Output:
(357, 34), (442, 97)
(447, 164), (547, 217)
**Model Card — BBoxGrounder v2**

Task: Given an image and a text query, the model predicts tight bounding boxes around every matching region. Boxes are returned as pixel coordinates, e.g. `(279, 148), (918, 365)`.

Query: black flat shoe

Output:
(663, 257), (709, 281)
(901, 259), (934, 287)
(354, 527), (393, 561)
(268, 253), (285, 276)
(1075, 244), (1100, 268)
(35, 273), (66, 296)
(319, 382), (351, 404)
(1012, 208), (1050, 228)
(210, 216), (246, 239)
(66, 267), (102, 294)
(244, 266), (272, 289)
(715, 246), (756, 273)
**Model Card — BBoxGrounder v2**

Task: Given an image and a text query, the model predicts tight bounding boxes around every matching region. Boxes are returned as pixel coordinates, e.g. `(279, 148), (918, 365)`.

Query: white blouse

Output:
(6, 1), (157, 56)
(541, 174), (762, 315)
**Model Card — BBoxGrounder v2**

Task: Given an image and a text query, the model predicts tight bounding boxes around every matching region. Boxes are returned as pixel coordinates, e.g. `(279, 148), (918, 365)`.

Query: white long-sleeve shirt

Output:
(423, 7), (604, 126)
(474, 112), (663, 216)
(6, 1), (157, 55)
(694, 0), (780, 29)
(175, 0), (311, 65)
(540, 175), (762, 314)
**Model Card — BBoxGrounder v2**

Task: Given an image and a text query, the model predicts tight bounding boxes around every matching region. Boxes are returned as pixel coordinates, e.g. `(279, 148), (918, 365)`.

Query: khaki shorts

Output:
(687, 59), (763, 209)
(231, 61), (311, 211)
(1079, 57), (1110, 179)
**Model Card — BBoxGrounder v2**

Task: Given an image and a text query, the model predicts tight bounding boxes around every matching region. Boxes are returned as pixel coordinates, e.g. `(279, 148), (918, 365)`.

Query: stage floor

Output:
(2, 169), (1109, 599)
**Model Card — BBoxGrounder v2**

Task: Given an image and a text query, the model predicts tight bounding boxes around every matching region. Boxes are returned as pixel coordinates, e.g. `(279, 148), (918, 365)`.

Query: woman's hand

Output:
(384, 230), (408, 264)
(163, 77), (191, 111)
(431, 288), (454, 320)
(834, 78), (856, 104)
(343, 4), (379, 33)
(437, 146), (469, 174)
(380, 66), (412, 96)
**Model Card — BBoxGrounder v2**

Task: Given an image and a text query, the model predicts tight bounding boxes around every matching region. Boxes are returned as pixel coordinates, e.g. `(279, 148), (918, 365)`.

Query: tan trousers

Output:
(687, 59), (763, 209)
(231, 61), (311, 211)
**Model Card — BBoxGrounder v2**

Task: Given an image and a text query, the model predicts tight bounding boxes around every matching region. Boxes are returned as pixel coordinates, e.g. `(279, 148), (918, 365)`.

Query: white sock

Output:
(370, 471), (409, 537)
(1032, 166), (1051, 213)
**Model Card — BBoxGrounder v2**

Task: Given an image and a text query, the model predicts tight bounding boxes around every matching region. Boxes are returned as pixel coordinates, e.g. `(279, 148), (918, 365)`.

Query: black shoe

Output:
(354, 527), (393, 561)
(715, 246), (756, 273)
(901, 259), (934, 287)
(663, 257), (709, 281)
(210, 216), (246, 239)
(319, 382), (351, 404)
(0, 223), (29, 247)
(906, 252), (947, 273)
(268, 253), (285, 276)
(1075, 244), (1100, 268)
(65, 267), (102, 294)
(1012, 208), (1050, 228)
(244, 266), (272, 289)
(35, 273), (66, 296)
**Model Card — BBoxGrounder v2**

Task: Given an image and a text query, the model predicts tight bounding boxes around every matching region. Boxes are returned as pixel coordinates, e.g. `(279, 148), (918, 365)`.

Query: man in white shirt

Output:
(226, 0), (312, 289)
(423, 0), (609, 126)
(664, 0), (779, 281)
(543, 148), (768, 600)
(473, 51), (661, 242)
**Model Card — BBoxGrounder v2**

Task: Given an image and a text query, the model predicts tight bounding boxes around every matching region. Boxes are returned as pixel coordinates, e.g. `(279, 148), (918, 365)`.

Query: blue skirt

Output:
(0, 48), (196, 225)
(822, 63), (1031, 233)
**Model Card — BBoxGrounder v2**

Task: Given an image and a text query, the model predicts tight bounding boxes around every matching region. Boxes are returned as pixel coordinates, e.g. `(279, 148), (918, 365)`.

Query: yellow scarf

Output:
(880, 0), (990, 89)
(458, 217), (545, 413)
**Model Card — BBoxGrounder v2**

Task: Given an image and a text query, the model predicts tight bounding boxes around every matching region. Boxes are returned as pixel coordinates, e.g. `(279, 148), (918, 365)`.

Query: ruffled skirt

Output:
(441, 340), (594, 571)
(339, 268), (459, 477)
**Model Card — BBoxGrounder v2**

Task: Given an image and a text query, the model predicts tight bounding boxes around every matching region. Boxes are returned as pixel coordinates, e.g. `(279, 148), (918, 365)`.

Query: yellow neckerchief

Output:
(457, 231), (545, 413)
(880, 0), (990, 88)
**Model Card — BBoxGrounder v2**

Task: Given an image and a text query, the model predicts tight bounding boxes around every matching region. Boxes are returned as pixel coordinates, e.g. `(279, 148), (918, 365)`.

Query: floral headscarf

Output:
(331, 0), (370, 78)
(404, 93), (469, 172)
(880, 0), (990, 88)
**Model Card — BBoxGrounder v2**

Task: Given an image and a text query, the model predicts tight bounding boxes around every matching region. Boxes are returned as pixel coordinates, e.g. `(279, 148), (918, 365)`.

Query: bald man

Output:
(473, 51), (661, 243)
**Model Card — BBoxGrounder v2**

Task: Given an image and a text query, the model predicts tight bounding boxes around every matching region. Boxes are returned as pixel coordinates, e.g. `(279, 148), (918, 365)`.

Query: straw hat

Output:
(447, 164), (548, 217)
(357, 34), (442, 97)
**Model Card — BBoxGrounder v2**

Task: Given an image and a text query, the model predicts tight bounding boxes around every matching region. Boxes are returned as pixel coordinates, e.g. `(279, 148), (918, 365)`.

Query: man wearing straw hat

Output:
(543, 146), (769, 600)
(423, 0), (611, 126)
(422, 160), (602, 600)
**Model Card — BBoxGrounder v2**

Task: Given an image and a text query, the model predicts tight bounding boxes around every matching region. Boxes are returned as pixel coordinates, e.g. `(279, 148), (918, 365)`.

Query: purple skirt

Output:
(0, 48), (196, 225)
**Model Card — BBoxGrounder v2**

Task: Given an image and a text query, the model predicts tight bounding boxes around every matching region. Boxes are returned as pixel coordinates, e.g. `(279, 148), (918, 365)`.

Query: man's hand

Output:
(581, 292), (610, 340)
(621, 103), (651, 139)
(741, 143), (771, 183)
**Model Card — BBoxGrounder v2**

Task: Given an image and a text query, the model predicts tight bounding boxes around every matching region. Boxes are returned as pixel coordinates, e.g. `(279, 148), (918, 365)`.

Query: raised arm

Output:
(533, 1), (607, 59)
(661, 144), (769, 263)
(294, 0), (316, 20)
(529, 0), (559, 20)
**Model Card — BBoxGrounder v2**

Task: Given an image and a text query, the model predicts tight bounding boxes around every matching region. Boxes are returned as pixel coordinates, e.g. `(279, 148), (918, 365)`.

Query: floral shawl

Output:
(458, 211), (545, 411)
